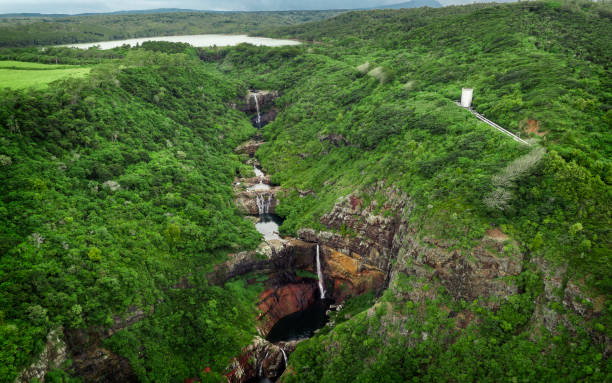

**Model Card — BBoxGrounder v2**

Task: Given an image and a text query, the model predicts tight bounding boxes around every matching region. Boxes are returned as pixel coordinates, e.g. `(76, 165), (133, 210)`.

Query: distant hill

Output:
(367, 0), (442, 9)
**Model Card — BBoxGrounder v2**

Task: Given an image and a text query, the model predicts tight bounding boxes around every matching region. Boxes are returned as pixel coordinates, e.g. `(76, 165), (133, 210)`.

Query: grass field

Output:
(0, 60), (90, 89)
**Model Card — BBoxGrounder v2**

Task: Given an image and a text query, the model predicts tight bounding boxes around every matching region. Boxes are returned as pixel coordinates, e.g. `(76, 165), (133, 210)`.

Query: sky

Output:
(0, 0), (448, 14)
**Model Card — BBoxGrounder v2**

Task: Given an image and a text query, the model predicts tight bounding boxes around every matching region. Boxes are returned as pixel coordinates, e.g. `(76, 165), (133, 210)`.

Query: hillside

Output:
(219, 1), (611, 381)
(0, 1), (610, 382)
(0, 10), (342, 47)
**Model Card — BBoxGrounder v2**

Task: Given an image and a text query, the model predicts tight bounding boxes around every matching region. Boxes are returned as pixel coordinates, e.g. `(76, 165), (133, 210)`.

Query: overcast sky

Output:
(0, 0), (456, 14)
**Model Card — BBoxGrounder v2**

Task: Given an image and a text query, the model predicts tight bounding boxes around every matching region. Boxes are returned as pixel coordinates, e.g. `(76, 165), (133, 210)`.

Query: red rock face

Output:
(322, 247), (386, 303)
(257, 282), (317, 335)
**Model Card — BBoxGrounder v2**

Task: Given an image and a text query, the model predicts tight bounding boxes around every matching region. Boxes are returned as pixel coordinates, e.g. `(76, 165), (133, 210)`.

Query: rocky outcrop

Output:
(297, 185), (523, 307)
(208, 239), (316, 286)
(227, 337), (301, 383)
(235, 140), (264, 156)
(240, 90), (279, 113)
(63, 329), (138, 383)
(530, 256), (611, 356)
(323, 248), (386, 303)
(296, 187), (411, 302)
(390, 227), (523, 307)
(15, 328), (67, 383)
(252, 108), (278, 127)
(257, 281), (318, 335)
(234, 187), (280, 215)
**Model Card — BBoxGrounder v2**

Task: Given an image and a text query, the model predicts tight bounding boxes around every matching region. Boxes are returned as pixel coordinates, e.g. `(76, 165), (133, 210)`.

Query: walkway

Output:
(456, 102), (530, 146)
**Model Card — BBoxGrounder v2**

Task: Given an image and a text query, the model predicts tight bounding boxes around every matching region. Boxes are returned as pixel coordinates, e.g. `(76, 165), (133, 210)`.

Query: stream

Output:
(239, 92), (331, 382)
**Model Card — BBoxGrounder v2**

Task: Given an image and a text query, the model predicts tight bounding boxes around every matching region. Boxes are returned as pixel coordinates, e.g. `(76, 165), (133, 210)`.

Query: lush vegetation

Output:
(0, 47), (264, 382)
(1, 1), (610, 382)
(208, 1), (611, 381)
(0, 10), (341, 47)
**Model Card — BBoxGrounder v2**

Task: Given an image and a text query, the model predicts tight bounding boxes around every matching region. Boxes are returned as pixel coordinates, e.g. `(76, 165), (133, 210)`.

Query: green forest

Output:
(0, 1), (611, 382)
(0, 11), (341, 47)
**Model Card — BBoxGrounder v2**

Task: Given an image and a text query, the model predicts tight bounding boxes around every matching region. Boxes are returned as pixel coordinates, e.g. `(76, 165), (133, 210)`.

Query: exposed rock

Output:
(235, 140), (264, 156)
(207, 240), (316, 286)
(298, 185), (522, 307)
(390, 226), (523, 307)
(234, 188), (280, 215)
(530, 256), (611, 355)
(70, 347), (138, 383)
(15, 328), (67, 383)
(102, 306), (150, 338)
(251, 108), (278, 127)
(240, 90), (279, 113)
(322, 247), (386, 302)
(227, 337), (301, 383)
(256, 281), (318, 335)
(64, 329), (138, 383)
(320, 133), (350, 147)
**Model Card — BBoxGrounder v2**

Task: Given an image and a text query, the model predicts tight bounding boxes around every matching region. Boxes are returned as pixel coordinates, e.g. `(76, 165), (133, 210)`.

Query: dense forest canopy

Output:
(0, 1), (611, 382)
(0, 10), (342, 47)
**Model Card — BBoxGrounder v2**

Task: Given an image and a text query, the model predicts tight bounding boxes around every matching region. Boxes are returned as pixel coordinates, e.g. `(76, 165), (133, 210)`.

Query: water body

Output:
(266, 299), (330, 343)
(255, 214), (282, 241)
(62, 34), (301, 50)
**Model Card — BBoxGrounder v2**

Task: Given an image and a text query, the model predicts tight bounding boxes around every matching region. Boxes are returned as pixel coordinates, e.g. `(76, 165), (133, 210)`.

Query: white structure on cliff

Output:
(461, 88), (473, 108)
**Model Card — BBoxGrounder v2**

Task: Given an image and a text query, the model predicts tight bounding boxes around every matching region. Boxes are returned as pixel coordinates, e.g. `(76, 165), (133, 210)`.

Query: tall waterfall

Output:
(252, 93), (261, 128)
(256, 193), (273, 215)
(280, 348), (288, 367)
(316, 244), (326, 299)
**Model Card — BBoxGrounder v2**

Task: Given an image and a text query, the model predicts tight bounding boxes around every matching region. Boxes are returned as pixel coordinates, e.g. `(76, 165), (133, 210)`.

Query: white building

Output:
(461, 88), (473, 108)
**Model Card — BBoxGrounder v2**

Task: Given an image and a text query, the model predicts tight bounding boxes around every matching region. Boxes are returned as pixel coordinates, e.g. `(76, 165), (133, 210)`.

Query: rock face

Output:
(323, 247), (387, 303)
(207, 239), (316, 286)
(390, 227), (522, 307)
(234, 188), (280, 215)
(530, 256), (611, 357)
(15, 328), (67, 383)
(297, 187), (411, 302)
(63, 329), (139, 383)
(227, 337), (301, 383)
(235, 140), (264, 156)
(256, 281), (318, 336)
(240, 90), (279, 113)
(297, 185), (523, 307)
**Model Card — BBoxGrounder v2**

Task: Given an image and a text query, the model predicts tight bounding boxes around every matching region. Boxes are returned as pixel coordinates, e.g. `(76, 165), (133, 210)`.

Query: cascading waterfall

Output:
(256, 193), (273, 215)
(316, 244), (327, 299)
(252, 93), (261, 128)
(280, 348), (288, 368)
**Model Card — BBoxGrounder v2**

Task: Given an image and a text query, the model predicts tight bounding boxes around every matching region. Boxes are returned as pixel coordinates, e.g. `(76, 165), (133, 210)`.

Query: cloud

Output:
(0, 0), (404, 14)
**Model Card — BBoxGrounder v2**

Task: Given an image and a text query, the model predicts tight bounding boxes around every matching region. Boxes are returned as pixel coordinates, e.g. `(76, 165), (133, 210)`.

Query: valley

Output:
(0, 1), (611, 382)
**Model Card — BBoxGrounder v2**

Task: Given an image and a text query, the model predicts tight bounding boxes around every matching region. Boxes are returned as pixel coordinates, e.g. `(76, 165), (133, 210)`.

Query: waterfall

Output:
(316, 244), (326, 299)
(259, 351), (268, 377)
(252, 93), (261, 128)
(280, 348), (288, 368)
(254, 165), (264, 182)
(256, 193), (274, 215)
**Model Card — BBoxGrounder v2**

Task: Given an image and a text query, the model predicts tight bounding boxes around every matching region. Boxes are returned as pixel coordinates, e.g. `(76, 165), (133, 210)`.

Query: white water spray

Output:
(252, 93), (261, 128)
(256, 193), (273, 215)
(259, 351), (268, 376)
(316, 244), (326, 299)
(281, 348), (288, 367)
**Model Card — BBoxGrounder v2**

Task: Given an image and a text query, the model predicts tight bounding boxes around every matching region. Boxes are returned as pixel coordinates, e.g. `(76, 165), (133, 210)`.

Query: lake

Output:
(62, 34), (301, 50)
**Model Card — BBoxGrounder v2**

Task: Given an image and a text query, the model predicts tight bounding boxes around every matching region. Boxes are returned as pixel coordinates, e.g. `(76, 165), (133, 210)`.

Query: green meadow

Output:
(0, 60), (90, 89)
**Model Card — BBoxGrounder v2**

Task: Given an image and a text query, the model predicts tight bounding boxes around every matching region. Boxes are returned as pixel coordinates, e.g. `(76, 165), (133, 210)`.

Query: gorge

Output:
(1, 2), (610, 382)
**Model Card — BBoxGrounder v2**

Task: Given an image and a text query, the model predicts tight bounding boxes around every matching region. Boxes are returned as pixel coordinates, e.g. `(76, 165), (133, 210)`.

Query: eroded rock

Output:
(256, 281), (318, 335)
(227, 337), (301, 383)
